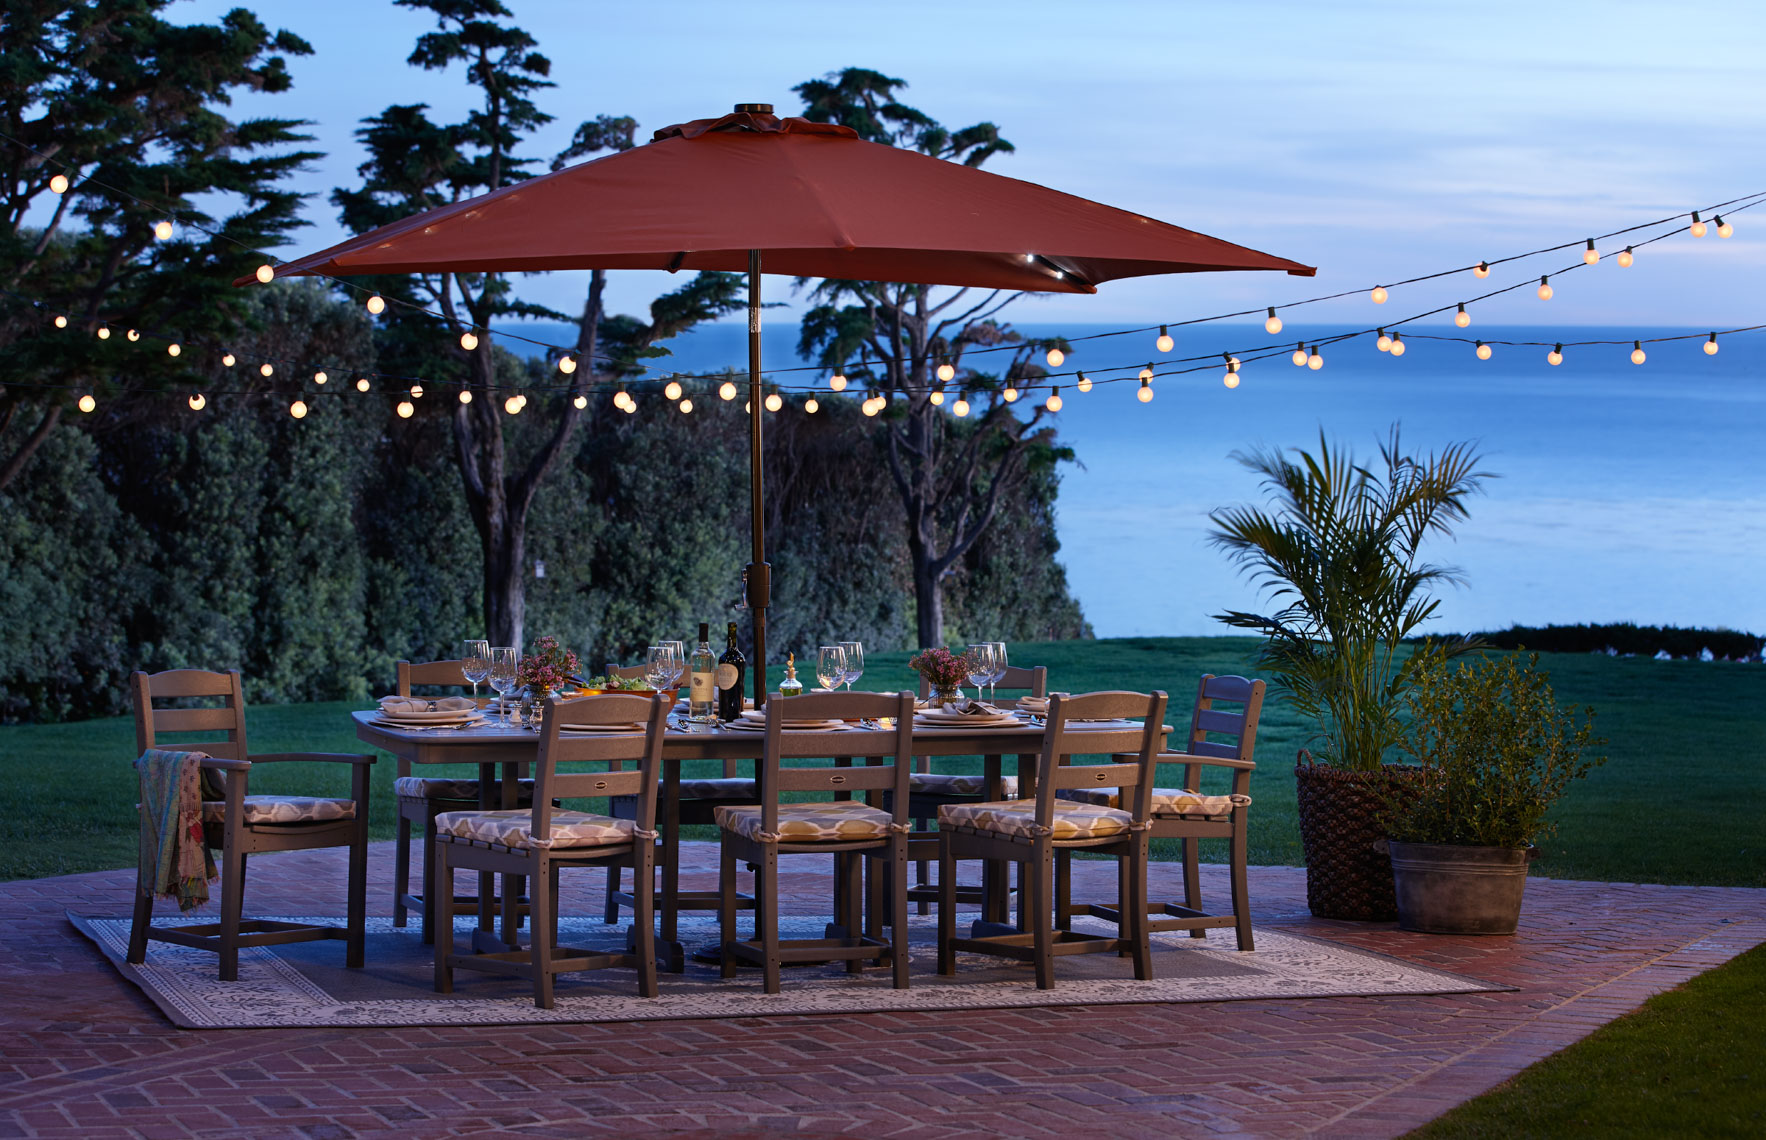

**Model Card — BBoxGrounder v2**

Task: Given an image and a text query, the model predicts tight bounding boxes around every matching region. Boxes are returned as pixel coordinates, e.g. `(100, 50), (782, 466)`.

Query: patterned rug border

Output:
(69, 911), (1511, 1030)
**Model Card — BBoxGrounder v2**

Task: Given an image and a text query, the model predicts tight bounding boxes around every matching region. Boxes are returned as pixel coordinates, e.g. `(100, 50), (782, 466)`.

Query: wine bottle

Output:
(688, 622), (717, 722)
(716, 621), (746, 721)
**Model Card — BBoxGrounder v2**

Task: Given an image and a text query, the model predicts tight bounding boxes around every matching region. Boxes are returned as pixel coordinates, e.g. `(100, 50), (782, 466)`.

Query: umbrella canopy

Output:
(250, 107), (1314, 703)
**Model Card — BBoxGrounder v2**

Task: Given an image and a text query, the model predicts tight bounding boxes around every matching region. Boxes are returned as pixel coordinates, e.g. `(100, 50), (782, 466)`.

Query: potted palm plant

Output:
(1383, 651), (1605, 934)
(1209, 428), (1492, 920)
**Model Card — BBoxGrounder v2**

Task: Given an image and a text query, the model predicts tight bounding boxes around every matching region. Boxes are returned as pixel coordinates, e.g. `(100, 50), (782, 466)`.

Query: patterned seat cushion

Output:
(434, 808), (633, 850)
(909, 772), (1020, 797)
(938, 799), (1133, 841)
(1058, 787), (1251, 817)
(200, 795), (356, 825)
(394, 776), (536, 802)
(679, 777), (758, 800)
(714, 800), (898, 844)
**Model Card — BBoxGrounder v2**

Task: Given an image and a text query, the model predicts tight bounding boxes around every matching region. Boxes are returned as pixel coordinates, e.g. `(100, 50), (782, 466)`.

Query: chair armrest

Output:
(246, 752), (376, 766)
(1155, 752), (1256, 772)
(197, 757), (253, 772)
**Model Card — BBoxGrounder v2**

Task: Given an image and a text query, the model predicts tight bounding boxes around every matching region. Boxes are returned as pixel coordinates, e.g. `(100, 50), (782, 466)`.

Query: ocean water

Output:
(496, 321), (1766, 639)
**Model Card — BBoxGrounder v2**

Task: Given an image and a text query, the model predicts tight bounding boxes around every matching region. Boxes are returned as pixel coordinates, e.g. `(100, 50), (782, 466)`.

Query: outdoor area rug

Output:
(70, 911), (1509, 1029)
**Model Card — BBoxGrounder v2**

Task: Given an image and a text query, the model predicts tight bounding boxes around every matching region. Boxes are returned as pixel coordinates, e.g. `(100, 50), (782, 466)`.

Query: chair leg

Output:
(633, 846), (659, 998)
(719, 838), (738, 980)
(1117, 845), (1133, 958)
(1230, 820), (1254, 952)
(127, 878), (153, 965)
(530, 857), (554, 1009)
(842, 851), (863, 975)
(347, 817), (368, 969)
(218, 845), (246, 982)
(433, 840), (454, 994)
(393, 809), (412, 928)
(1029, 844), (1054, 990)
(1129, 838), (1153, 981)
(937, 831), (957, 976)
(913, 808), (932, 915)
(759, 846), (781, 995)
(419, 810), (443, 945)
(603, 861), (622, 925)
(1055, 848), (1072, 930)
(1182, 836), (1206, 939)
(891, 836), (910, 990)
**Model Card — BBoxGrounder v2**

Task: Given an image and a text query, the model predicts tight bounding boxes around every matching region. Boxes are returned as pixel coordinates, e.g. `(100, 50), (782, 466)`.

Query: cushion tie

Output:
(1126, 819), (1155, 832)
(631, 826), (660, 840)
(887, 821), (913, 834)
(754, 830), (782, 843)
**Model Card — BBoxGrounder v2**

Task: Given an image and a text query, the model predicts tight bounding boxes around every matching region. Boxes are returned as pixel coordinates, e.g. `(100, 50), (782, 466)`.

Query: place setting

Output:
(370, 695), (486, 731)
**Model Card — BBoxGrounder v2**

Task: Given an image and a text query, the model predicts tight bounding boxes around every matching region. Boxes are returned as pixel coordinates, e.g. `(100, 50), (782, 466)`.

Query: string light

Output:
(254, 264), (274, 284)
(1138, 363), (1154, 382)
(1690, 211), (1707, 238)
(1264, 307), (1283, 335)
(1705, 333), (1720, 355)
(126, 328), (139, 342)
(573, 394), (587, 409)
(153, 221), (173, 240)
(862, 396), (880, 417)
(765, 392), (783, 412)
(1630, 340), (1647, 365)
(805, 397), (819, 413)
(952, 396), (970, 417)
(1044, 387), (1063, 411)
(1389, 333), (1406, 357)
(679, 398), (694, 413)
(930, 385), (945, 406)
(621, 388), (636, 413)
(1156, 325), (1174, 353)
(355, 377), (370, 392)
(1473, 261), (1490, 279)
(1583, 239), (1599, 266)
(1075, 371), (1091, 393)
(829, 372), (847, 391)
(719, 380), (737, 401)
(1046, 346), (1064, 367)
(937, 361), (956, 382)
(1376, 329), (1391, 352)
(96, 325), (110, 339)
(1537, 276), (1553, 301)
(313, 370), (327, 385)
(1307, 346), (1323, 370)
(222, 353), (235, 367)
(460, 331), (478, 351)
(188, 393), (205, 411)
(1003, 385), (1019, 402)
(514, 393), (527, 409)
(1716, 215), (1733, 238)
(1370, 286), (1388, 304)
(1475, 340), (1492, 360)
(664, 379), (683, 401)
(49, 174), (68, 194)
(1222, 355), (1240, 389)
(458, 390), (472, 404)
(290, 399), (307, 419)
(397, 400), (414, 418)
(1454, 304), (1471, 329)
(78, 393), (95, 413)
(53, 314), (66, 328)
(1547, 344), (1564, 366)
(366, 295), (386, 315)
(259, 363), (273, 377)
(166, 342), (180, 357)
(409, 383), (423, 398)
(557, 355), (576, 374)
(1223, 371), (1239, 389)
(1136, 377), (1153, 403)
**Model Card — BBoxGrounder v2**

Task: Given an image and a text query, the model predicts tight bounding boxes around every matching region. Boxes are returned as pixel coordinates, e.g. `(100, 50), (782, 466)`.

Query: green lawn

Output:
(1, 636), (1761, 886)
(1403, 943), (1766, 1139)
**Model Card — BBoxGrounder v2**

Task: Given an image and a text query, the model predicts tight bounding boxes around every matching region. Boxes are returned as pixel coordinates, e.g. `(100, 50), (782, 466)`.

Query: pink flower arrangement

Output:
(909, 646), (974, 690)
(517, 635), (581, 693)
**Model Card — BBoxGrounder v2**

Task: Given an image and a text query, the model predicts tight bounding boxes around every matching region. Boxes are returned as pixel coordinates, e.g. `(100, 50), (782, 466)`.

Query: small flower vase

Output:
(930, 685), (964, 708)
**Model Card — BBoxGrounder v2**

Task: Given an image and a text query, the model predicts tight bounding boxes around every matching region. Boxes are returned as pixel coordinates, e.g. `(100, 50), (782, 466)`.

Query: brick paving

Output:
(2, 843), (1762, 1139)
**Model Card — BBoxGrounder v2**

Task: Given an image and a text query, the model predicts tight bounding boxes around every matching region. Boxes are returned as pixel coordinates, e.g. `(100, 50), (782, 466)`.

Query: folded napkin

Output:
(929, 700), (1004, 717)
(134, 749), (220, 912)
(378, 696), (476, 714)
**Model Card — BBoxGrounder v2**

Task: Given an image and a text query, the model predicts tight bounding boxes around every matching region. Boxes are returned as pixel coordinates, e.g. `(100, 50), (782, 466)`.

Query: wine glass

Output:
(662, 640), (687, 689)
(488, 646), (518, 725)
(645, 645), (672, 691)
(989, 640), (1009, 700)
(462, 640), (491, 701)
(965, 643), (995, 701)
(838, 641), (864, 691)
(815, 645), (847, 693)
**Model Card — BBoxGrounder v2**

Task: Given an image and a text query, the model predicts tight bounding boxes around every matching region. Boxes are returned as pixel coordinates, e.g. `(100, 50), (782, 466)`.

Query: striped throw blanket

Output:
(135, 749), (220, 911)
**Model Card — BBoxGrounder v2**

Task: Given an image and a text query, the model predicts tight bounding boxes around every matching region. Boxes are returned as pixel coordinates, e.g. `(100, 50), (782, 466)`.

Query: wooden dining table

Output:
(352, 707), (1162, 966)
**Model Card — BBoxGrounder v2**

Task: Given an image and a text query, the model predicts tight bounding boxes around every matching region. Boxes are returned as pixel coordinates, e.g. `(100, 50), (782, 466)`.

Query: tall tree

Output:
(0, 0), (318, 491)
(335, 0), (741, 647)
(794, 68), (1069, 646)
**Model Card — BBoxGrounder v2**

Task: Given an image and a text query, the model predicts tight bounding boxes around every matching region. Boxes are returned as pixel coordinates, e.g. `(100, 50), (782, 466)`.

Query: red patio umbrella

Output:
(251, 105), (1315, 703)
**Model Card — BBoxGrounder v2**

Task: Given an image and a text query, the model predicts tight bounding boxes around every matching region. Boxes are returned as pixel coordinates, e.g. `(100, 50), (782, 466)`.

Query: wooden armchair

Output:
(127, 669), (373, 981)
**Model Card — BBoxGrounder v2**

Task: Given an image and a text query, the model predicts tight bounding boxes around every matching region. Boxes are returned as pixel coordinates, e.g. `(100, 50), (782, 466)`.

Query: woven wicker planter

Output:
(1294, 760), (1425, 921)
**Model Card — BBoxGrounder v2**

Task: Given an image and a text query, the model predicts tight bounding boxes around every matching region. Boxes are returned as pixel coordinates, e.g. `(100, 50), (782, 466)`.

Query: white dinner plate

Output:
(375, 706), (483, 723)
(720, 720), (849, 732)
(558, 723), (643, 733)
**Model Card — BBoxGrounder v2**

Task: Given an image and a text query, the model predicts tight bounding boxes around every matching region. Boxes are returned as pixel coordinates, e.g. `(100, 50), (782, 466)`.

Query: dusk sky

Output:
(179, 0), (1765, 334)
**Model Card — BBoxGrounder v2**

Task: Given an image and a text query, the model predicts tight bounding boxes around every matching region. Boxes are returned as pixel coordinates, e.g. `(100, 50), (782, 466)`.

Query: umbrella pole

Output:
(746, 249), (769, 709)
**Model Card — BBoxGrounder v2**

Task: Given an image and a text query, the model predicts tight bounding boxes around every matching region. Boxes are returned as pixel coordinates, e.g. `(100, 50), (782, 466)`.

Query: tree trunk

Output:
(912, 556), (945, 649)
(482, 511), (526, 649)
(0, 404), (62, 495)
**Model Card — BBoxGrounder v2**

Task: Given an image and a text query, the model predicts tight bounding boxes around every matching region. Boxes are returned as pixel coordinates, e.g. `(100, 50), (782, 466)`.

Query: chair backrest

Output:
(754, 691), (917, 835)
(131, 669), (250, 761)
(1033, 690), (1168, 824)
(916, 664), (1047, 700)
(396, 659), (470, 696)
(1182, 674), (1265, 763)
(530, 693), (670, 842)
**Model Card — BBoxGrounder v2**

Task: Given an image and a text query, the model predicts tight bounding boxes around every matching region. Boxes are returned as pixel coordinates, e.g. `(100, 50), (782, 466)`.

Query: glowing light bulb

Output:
(1292, 346), (1308, 367)
(313, 371), (327, 385)
(366, 295), (386, 315)
(78, 394), (95, 413)
(222, 353), (235, 367)
(1138, 363), (1154, 382)
(952, 397), (970, 417)
(805, 397), (819, 413)
(1475, 341), (1492, 360)
(1224, 372), (1240, 389)
(1617, 247), (1634, 268)
(49, 174), (68, 194)
(930, 388), (945, 406)
(355, 377), (370, 392)
(458, 390), (472, 404)
(259, 363), (273, 377)
(1228, 356), (1241, 372)
(863, 398), (880, 417)
(1046, 387), (1063, 411)
(1547, 344), (1564, 366)
(1307, 348), (1323, 370)
(397, 400), (414, 418)
(622, 394), (636, 414)
(96, 326), (110, 340)
(504, 395), (522, 415)
(255, 264), (274, 284)
(409, 383), (423, 398)
(1455, 304), (1471, 329)
(1076, 371), (1092, 393)
(126, 329), (139, 342)
(1046, 347), (1064, 367)
(514, 393), (527, 409)
(1156, 325), (1174, 353)
(573, 394), (587, 409)
(153, 221), (173, 241)
(460, 331), (478, 351)
(829, 372), (847, 391)
(1376, 330), (1392, 352)
(1136, 378), (1153, 403)
(1537, 276), (1553, 301)
(1371, 286), (1388, 304)
(166, 342), (180, 357)
(765, 392), (783, 412)
(1716, 215), (1733, 238)
(1389, 336), (1406, 357)
(664, 380), (683, 401)
(937, 362), (956, 382)
(719, 381), (737, 401)
(679, 398), (694, 414)
(1630, 341), (1646, 365)
(1690, 211), (1707, 238)
(1473, 261), (1490, 278)
(1583, 239), (1599, 265)
(53, 315), (67, 329)
(188, 394), (206, 411)
(1705, 333), (1720, 356)
(557, 355), (576, 374)
(290, 400), (308, 419)
(1003, 386), (1019, 402)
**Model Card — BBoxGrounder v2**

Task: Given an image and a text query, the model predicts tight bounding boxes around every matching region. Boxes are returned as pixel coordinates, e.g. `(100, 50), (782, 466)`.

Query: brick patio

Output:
(2, 843), (1761, 1139)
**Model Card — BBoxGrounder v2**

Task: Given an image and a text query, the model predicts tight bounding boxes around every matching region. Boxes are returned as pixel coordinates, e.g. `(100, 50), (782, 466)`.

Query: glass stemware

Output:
(989, 640), (1009, 700)
(815, 645), (847, 693)
(838, 641), (864, 691)
(488, 646), (518, 725)
(645, 645), (672, 691)
(662, 640), (687, 690)
(462, 639), (491, 701)
(965, 643), (995, 700)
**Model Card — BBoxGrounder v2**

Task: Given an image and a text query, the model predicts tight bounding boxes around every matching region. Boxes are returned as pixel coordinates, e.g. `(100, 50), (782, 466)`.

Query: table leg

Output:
(1017, 751), (1037, 932)
(475, 762), (497, 936)
(660, 756), (684, 966)
(982, 754), (1008, 925)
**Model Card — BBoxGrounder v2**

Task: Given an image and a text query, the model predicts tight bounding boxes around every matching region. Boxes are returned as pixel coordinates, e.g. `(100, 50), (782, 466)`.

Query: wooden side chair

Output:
(392, 659), (534, 944)
(127, 669), (373, 981)
(1058, 674), (1264, 950)
(433, 692), (669, 1008)
(936, 689), (1168, 990)
(715, 690), (917, 994)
